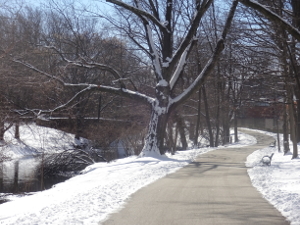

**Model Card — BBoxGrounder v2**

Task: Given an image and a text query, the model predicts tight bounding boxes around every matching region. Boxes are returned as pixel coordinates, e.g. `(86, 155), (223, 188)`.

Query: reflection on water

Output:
(0, 156), (68, 196)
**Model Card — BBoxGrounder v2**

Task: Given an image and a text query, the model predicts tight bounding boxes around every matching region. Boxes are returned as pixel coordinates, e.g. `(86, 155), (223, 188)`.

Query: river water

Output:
(0, 156), (68, 196)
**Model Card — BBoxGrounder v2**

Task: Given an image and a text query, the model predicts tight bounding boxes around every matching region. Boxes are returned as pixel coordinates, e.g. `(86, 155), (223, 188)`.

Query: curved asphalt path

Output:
(101, 129), (290, 225)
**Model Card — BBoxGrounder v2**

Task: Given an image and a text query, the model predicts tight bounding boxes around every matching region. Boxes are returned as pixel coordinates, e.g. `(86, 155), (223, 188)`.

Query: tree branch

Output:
(171, 0), (239, 108)
(12, 59), (154, 109)
(42, 45), (126, 88)
(239, 0), (300, 42)
(106, 0), (169, 33)
(169, 40), (195, 90)
(167, 0), (213, 76)
(135, 1), (163, 82)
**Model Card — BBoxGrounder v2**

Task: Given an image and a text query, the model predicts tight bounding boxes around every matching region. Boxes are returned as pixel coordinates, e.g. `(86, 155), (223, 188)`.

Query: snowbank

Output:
(0, 128), (255, 225)
(1, 125), (299, 225)
(245, 128), (300, 225)
(2, 123), (75, 159)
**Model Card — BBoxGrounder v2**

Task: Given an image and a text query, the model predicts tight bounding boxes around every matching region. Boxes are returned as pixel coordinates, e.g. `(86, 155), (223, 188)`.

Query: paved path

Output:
(102, 129), (289, 225)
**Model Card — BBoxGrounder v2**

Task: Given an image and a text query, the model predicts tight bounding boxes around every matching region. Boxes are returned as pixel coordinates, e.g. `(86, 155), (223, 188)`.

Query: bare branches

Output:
(239, 0), (300, 42)
(12, 58), (65, 84)
(169, 40), (194, 90)
(63, 83), (154, 105)
(167, 0), (213, 75)
(42, 45), (124, 84)
(106, 0), (169, 33)
(12, 58), (154, 113)
(171, 0), (239, 107)
(143, 20), (164, 81)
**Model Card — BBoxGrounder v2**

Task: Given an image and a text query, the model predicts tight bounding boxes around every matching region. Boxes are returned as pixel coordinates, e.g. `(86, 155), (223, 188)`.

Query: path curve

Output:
(101, 129), (289, 225)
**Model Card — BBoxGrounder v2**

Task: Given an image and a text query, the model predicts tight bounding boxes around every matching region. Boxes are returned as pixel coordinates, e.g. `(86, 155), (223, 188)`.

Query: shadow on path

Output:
(102, 129), (290, 225)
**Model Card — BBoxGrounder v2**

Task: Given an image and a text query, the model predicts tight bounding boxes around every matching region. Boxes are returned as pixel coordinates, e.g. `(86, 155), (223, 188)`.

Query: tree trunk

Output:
(173, 126), (178, 153)
(75, 105), (84, 140)
(0, 121), (4, 141)
(188, 122), (195, 142)
(283, 103), (290, 154)
(276, 116), (281, 152)
(13, 161), (19, 193)
(0, 164), (3, 191)
(288, 93), (298, 159)
(297, 94), (300, 142)
(214, 102), (220, 147)
(0, 121), (13, 142)
(14, 119), (20, 140)
(175, 114), (187, 150)
(75, 115), (84, 140)
(291, 111), (298, 159)
(202, 86), (214, 147)
(140, 108), (169, 157)
(223, 122), (230, 145)
(166, 122), (175, 154)
(234, 110), (239, 143)
(194, 89), (201, 147)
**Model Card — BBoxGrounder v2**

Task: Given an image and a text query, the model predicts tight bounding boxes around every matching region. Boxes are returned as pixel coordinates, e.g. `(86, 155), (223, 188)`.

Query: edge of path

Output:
(101, 129), (290, 225)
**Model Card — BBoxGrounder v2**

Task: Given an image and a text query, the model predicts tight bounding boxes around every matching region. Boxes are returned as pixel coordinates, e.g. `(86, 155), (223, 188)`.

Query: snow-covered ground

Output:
(244, 128), (300, 225)
(0, 124), (299, 225)
(1, 123), (75, 159)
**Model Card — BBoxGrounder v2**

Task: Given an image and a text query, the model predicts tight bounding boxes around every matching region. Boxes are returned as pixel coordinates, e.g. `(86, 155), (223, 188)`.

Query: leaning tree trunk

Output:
(139, 83), (173, 157)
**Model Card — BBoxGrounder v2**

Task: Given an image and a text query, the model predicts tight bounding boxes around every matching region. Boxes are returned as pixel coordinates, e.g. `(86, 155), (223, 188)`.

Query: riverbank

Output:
(1, 126), (299, 225)
(0, 123), (76, 197)
(0, 129), (280, 225)
(1, 123), (75, 160)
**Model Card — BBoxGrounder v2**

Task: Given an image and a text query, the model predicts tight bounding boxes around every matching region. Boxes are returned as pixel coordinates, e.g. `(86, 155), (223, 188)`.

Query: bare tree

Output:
(12, 0), (239, 156)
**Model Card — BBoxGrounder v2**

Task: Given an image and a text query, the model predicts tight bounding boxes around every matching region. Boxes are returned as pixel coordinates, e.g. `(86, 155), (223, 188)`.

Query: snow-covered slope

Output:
(0, 126), (299, 225)
(2, 123), (75, 159)
(245, 128), (300, 225)
(0, 128), (255, 225)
